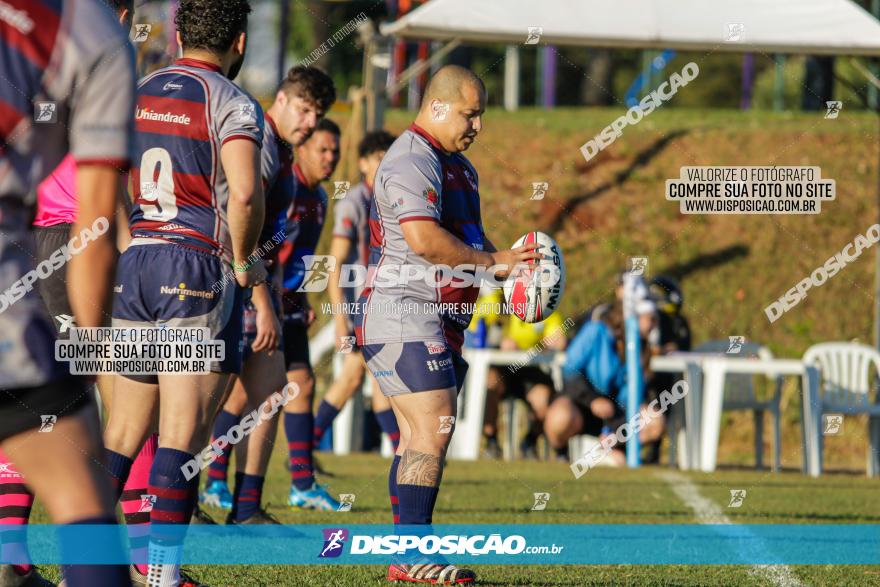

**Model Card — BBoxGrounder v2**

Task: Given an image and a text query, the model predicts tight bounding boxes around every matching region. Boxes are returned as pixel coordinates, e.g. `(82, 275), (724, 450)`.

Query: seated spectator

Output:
(649, 275), (691, 355)
(645, 275), (691, 463)
(484, 311), (568, 459)
(544, 297), (663, 465)
(466, 285), (567, 459)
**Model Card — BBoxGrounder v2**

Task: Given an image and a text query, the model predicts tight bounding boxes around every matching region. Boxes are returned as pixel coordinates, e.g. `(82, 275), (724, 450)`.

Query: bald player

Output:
(354, 65), (540, 585)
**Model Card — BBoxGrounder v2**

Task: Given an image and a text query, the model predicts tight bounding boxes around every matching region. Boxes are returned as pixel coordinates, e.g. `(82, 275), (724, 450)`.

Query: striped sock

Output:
(285, 412), (315, 490)
(104, 449), (134, 503)
(121, 434), (158, 575)
(234, 474), (264, 522)
(207, 410), (240, 482)
(388, 455), (400, 525)
(0, 451), (33, 575)
(147, 448), (197, 586)
(312, 400), (340, 448)
(374, 409), (401, 452)
(229, 471), (245, 521)
(149, 448), (198, 524)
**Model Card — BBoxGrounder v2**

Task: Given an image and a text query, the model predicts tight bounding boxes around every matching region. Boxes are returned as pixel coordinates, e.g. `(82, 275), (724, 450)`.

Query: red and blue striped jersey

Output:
(279, 164), (327, 292)
(129, 58), (264, 262)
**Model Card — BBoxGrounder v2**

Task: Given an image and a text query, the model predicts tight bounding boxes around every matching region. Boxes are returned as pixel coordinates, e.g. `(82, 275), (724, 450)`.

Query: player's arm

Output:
(66, 34), (135, 328)
(69, 166), (121, 327)
(401, 220), (539, 279)
(250, 280), (280, 354)
(328, 235), (354, 347)
(222, 138), (265, 286)
(116, 174), (132, 252)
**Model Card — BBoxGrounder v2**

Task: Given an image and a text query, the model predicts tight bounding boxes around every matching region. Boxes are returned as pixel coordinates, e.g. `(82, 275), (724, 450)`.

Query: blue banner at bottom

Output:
(2, 524), (878, 565)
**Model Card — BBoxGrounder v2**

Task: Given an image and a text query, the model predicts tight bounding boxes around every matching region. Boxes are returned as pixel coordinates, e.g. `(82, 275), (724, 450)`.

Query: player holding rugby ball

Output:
(355, 65), (541, 585)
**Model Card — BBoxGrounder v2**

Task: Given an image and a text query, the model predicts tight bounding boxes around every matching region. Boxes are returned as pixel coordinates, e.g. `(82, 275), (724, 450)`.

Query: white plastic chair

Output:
(694, 341), (783, 471)
(802, 342), (880, 477)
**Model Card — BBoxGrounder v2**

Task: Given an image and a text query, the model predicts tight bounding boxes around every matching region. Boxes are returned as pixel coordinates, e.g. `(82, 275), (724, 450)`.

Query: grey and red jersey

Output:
(128, 58), (264, 263)
(332, 181), (372, 303)
(355, 124), (485, 354)
(0, 0), (134, 387)
(258, 114), (294, 272)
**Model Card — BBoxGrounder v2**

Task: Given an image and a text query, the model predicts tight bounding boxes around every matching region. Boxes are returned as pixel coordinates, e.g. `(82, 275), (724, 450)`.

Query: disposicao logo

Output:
(319, 528), (349, 558)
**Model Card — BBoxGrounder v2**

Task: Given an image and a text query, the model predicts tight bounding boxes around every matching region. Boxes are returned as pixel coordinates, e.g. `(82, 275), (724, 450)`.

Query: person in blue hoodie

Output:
(544, 297), (664, 464)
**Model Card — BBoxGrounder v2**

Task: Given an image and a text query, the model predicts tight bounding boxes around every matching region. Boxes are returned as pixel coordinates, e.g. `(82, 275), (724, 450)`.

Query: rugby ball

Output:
(502, 231), (565, 323)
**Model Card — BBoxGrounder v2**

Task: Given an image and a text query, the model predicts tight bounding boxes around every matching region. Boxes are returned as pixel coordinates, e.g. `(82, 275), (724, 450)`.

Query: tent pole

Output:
(774, 55), (786, 111)
(741, 53), (754, 110)
(542, 46), (556, 109)
(504, 45), (520, 112)
(277, 0), (290, 82)
(871, 0), (880, 109)
(642, 50), (653, 97)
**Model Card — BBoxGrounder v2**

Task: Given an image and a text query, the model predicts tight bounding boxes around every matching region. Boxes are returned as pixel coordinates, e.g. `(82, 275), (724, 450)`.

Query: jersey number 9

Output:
(139, 147), (179, 222)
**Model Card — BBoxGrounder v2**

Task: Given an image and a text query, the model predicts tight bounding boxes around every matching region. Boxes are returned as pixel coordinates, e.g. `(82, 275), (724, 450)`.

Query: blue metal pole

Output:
(623, 274), (644, 468)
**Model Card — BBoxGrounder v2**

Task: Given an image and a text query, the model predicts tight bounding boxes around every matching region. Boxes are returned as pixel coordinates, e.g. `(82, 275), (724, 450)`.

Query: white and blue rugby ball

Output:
(502, 231), (565, 323)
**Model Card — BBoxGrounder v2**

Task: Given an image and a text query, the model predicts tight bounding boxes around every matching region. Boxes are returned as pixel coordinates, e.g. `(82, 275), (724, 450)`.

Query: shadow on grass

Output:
(543, 129), (690, 233)
(659, 244), (750, 282)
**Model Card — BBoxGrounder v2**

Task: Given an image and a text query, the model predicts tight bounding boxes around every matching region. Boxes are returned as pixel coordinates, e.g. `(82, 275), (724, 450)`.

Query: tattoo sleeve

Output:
(397, 449), (443, 487)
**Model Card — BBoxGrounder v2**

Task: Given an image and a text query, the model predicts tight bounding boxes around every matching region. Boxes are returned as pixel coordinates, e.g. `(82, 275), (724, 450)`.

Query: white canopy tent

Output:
(381, 0), (880, 56)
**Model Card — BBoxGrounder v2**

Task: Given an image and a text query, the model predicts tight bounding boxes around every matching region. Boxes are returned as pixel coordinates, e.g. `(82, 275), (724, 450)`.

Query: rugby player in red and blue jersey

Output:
(314, 131), (401, 452)
(355, 66), (540, 585)
(202, 66), (336, 524)
(101, 1), (265, 585)
(278, 118), (342, 510)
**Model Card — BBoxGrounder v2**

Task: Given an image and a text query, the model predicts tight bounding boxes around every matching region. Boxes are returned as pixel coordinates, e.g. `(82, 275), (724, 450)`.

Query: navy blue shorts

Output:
(112, 244), (243, 377)
(361, 340), (468, 397)
(282, 319), (311, 371)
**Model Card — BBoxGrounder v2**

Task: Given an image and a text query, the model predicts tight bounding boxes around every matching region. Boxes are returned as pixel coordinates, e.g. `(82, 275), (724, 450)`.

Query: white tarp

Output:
(382, 0), (880, 56)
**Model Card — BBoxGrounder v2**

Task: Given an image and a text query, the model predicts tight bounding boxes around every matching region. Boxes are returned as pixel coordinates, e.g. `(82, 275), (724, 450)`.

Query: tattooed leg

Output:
(397, 449), (443, 487)
(388, 389), (457, 526)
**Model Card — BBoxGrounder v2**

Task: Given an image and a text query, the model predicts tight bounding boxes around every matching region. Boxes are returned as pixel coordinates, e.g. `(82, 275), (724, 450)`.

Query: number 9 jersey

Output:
(128, 58), (264, 263)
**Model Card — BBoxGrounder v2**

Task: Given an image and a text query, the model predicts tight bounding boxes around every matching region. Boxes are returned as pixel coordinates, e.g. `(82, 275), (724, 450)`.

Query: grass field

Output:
(34, 451), (880, 586)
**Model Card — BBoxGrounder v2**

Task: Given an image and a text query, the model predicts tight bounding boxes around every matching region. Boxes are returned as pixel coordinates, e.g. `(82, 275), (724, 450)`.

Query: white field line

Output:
(656, 470), (805, 587)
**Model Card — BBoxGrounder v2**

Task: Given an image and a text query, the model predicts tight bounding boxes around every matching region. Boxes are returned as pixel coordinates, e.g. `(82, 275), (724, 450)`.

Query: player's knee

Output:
(337, 372), (362, 394)
(418, 421), (456, 449)
(103, 416), (143, 458)
(288, 371), (315, 397)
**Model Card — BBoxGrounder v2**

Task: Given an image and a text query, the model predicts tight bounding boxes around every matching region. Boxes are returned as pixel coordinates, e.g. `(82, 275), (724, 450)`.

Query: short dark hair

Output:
(175, 0), (251, 54)
(279, 66), (336, 114)
(358, 130), (395, 159)
(312, 118), (341, 138)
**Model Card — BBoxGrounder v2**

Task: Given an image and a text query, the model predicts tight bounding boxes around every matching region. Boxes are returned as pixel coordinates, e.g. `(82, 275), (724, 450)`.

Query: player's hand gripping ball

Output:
(502, 231), (565, 323)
